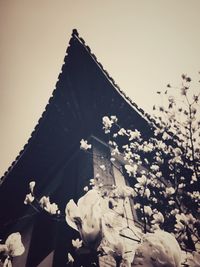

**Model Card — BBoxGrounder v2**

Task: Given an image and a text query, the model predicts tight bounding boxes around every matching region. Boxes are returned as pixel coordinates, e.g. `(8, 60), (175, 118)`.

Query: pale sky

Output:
(0, 0), (200, 177)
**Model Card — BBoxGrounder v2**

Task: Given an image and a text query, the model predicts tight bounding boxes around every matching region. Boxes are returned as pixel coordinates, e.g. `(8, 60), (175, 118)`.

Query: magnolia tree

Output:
(1, 74), (200, 267)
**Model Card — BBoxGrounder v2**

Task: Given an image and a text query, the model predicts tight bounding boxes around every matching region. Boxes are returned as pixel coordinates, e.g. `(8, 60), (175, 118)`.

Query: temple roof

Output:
(0, 29), (155, 227)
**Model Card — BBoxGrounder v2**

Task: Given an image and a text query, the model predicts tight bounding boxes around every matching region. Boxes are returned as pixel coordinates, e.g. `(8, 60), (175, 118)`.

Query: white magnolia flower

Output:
(175, 213), (187, 224)
(3, 257), (12, 267)
(166, 187), (175, 196)
(65, 189), (104, 248)
(174, 147), (182, 157)
(151, 212), (164, 225)
(112, 185), (134, 198)
(0, 233), (25, 258)
(46, 202), (59, 215)
(142, 142), (154, 153)
(29, 181), (35, 194)
(134, 203), (141, 209)
(156, 140), (166, 150)
(80, 139), (92, 151)
(169, 200), (175, 205)
(128, 129), (141, 141)
(144, 206), (153, 216)
(175, 213), (196, 233)
(170, 208), (179, 216)
(118, 128), (127, 136)
(154, 128), (162, 136)
(110, 115), (118, 123)
(150, 164), (160, 172)
(125, 164), (138, 176)
(102, 116), (114, 133)
(144, 188), (150, 198)
(39, 196), (59, 215)
(162, 132), (170, 140)
(72, 238), (83, 249)
(178, 183), (185, 189)
(111, 147), (120, 156)
(101, 224), (134, 267)
(186, 251), (200, 267)
(133, 230), (181, 267)
(124, 151), (133, 161)
(24, 193), (34, 205)
(67, 253), (74, 263)
(137, 175), (147, 185)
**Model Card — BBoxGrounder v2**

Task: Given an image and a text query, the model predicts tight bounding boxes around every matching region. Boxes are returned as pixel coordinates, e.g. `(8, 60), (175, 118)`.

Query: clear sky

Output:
(0, 0), (200, 177)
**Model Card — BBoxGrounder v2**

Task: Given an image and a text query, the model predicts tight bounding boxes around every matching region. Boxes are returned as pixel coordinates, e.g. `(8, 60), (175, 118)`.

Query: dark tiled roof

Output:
(0, 30), (156, 227)
(1, 29), (155, 183)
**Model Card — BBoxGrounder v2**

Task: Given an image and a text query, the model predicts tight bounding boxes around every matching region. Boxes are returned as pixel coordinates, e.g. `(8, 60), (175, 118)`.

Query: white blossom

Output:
(80, 139), (92, 151)
(144, 206), (153, 216)
(162, 132), (170, 140)
(142, 142), (154, 153)
(169, 200), (175, 205)
(29, 181), (35, 194)
(24, 193), (34, 205)
(111, 147), (120, 156)
(175, 213), (188, 232)
(134, 203), (141, 209)
(132, 230), (181, 267)
(155, 171), (162, 178)
(156, 140), (166, 150)
(186, 251), (200, 267)
(125, 164), (138, 176)
(144, 188), (150, 198)
(0, 232), (25, 258)
(3, 257), (12, 267)
(101, 223), (135, 267)
(65, 189), (104, 248)
(118, 128), (127, 136)
(174, 147), (182, 157)
(166, 187), (175, 196)
(39, 196), (59, 215)
(151, 212), (164, 225)
(110, 115), (118, 123)
(136, 175), (147, 187)
(112, 185), (134, 198)
(178, 183), (185, 189)
(102, 116), (114, 133)
(72, 238), (83, 249)
(128, 129), (141, 141)
(150, 164), (160, 172)
(67, 253), (74, 263)
(154, 128), (162, 136)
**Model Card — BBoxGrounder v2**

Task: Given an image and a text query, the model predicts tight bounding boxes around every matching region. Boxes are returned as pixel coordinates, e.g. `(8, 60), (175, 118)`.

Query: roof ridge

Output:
(71, 29), (157, 127)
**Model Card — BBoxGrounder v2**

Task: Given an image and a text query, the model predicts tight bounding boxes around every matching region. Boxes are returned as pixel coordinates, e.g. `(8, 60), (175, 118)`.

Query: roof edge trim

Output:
(71, 29), (157, 127)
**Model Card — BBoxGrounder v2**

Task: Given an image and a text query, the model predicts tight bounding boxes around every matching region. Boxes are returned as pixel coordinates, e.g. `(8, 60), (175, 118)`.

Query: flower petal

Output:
(5, 232), (25, 257)
(65, 199), (79, 231)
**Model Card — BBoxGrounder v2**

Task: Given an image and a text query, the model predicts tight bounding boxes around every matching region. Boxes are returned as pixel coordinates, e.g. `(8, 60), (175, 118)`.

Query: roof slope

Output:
(0, 30), (154, 226)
